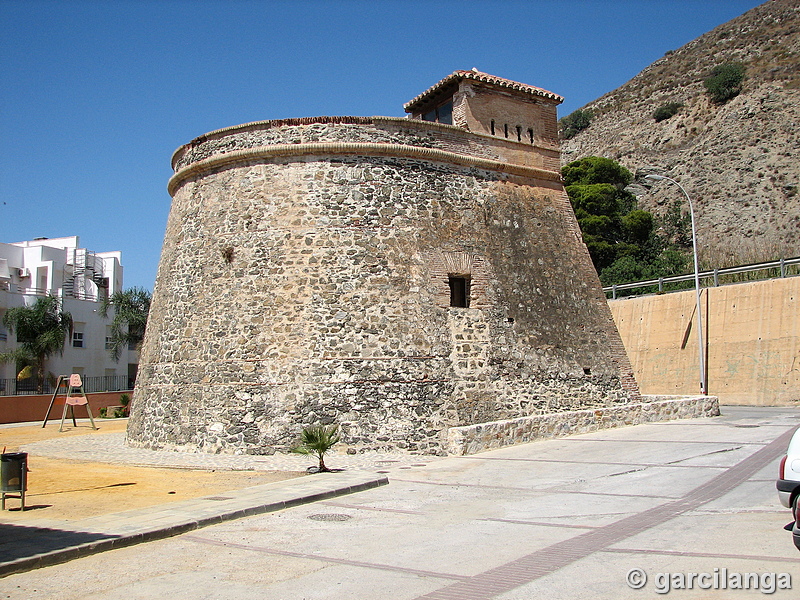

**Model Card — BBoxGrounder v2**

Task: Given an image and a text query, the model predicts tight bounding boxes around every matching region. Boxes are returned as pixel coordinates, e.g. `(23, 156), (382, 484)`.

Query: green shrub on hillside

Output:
(704, 62), (745, 105)
(562, 156), (691, 290)
(562, 155), (632, 189)
(559, 109), (593, 139)
(653, 102), (683, 122)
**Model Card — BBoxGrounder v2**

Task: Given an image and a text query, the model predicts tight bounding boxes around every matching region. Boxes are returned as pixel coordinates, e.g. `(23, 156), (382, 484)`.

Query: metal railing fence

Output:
(604, 257), (800, 299)
(0, 375), (133, 396)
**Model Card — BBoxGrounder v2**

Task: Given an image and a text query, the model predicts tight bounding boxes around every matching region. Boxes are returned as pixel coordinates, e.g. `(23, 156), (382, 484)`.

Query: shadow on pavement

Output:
(0, 522), (119, 573)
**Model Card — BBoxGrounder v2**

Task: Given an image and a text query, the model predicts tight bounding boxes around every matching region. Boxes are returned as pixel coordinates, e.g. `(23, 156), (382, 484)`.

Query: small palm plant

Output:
(291, 424), (340, 472)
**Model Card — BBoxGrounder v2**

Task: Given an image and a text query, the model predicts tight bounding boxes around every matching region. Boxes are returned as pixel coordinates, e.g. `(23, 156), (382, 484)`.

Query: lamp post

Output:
(645, 174), (707, 395)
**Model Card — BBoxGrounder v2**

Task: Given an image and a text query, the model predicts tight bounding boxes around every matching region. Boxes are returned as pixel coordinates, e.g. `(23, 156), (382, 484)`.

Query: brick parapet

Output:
(168, 142), (561, 197)
(170, 117), (561, 193)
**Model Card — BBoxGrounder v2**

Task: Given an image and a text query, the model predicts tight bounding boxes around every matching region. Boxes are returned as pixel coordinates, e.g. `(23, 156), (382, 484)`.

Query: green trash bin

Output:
(1, 452), (27, 510)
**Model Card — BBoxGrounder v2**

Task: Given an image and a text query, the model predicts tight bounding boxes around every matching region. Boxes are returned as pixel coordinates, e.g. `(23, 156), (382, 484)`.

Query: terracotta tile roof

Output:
(404, 69), (563, 112)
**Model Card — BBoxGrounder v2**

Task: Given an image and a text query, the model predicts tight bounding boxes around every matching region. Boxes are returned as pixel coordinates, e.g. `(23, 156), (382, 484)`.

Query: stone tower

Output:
(127, 70), (638, 455)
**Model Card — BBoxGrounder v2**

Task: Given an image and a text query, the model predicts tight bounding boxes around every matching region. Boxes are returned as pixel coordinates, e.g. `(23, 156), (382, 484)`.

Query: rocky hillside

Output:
(561, 0), (800, 266)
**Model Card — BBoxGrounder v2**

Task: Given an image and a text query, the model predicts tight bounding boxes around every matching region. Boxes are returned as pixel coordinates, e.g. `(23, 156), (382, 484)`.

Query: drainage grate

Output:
(205, 496), (234, 501)
(307, 513), (352, 522)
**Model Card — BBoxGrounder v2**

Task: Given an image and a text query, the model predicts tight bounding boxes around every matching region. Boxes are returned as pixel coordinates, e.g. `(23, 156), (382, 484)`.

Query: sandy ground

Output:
(0, 420), (303, 523)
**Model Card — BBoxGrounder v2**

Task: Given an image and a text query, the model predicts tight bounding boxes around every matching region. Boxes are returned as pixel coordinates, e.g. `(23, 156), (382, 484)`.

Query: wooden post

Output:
(42, 375), (67, 428)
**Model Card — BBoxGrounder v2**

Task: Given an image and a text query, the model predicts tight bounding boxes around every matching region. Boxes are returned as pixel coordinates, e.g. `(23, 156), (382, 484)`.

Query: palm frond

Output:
(0, 348), (34, 367)
(291, 424), (340, 471)
(98, 287), (151, 361)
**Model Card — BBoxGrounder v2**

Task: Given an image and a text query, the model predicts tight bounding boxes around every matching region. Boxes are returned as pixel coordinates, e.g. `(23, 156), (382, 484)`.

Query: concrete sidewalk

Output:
(2, 407), (799, 599)
(0, 470), (387, 577)
(1, 419), (426, 578)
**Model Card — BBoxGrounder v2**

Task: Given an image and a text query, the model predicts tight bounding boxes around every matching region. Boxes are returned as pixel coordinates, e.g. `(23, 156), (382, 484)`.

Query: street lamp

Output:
(645, 174), (707, 395)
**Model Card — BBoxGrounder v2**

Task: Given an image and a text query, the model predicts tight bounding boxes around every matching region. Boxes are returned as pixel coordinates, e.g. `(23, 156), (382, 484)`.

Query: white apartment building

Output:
(0, 236), (137, 394)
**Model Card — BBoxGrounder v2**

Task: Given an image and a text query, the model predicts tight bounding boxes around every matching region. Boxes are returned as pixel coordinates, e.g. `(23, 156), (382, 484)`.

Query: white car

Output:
(777, 427), (800, 550)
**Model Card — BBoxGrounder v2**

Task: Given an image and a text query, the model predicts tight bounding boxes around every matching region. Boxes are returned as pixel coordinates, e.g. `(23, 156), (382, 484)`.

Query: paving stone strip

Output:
(184, 535), (473, 582)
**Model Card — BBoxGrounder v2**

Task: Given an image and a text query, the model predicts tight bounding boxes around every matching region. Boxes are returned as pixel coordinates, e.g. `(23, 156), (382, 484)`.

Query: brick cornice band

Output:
(168, 142), (561, 196)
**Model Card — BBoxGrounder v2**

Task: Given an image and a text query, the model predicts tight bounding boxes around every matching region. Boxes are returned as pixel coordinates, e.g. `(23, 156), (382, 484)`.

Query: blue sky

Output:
(0, 0), (763, 291)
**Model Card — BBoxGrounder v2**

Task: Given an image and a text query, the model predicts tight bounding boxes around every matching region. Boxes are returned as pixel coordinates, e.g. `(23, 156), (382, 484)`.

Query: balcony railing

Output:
(0, 375), (134, 396)
(0, 283), (107, 301)
(1, 285), (51, 297)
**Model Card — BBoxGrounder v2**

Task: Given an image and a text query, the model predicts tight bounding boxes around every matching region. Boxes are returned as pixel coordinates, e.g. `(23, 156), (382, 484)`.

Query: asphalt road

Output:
(2, 406), (798, 599)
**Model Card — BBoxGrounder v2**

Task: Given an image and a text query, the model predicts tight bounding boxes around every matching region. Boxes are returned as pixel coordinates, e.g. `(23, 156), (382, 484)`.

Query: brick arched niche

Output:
(127, 117), (638, 456)
(423, 251), (489, 309)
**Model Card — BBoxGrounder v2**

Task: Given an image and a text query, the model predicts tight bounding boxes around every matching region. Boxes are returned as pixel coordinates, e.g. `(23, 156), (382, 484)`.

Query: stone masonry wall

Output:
(447, 395), (720, 455)
(128, 119), (637, 455)
(171, 117), (561, 180)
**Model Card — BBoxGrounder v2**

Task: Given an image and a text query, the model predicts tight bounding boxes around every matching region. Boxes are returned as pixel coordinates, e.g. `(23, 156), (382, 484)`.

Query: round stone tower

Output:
(127, 70), (638, 455)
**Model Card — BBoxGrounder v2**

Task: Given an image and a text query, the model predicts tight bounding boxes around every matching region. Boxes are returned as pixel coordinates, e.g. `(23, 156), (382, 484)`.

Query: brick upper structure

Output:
(405, 69), (563, 146)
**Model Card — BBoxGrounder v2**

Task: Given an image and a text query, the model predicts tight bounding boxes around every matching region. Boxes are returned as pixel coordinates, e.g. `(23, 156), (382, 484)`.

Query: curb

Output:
(0, 471), (387, 578)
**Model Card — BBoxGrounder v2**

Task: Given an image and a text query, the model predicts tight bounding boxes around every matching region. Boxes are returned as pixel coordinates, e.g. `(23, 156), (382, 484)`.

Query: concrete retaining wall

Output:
(446, 395), (719, 455)
(609, 277), (800, 405)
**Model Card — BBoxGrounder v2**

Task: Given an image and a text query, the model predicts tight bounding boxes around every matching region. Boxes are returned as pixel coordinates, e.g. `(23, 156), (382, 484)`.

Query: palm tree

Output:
(0, 295), (73, 393)
(98, 287), (151, 361)
(291, 424), (341, 472)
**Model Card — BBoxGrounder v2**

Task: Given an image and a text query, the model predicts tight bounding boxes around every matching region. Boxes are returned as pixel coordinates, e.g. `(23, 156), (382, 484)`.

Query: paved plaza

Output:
(1, 406), (798, 599)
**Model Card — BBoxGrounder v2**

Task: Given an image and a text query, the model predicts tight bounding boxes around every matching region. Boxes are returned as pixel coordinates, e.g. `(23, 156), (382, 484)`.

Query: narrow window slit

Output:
(449, 276), (471, 308)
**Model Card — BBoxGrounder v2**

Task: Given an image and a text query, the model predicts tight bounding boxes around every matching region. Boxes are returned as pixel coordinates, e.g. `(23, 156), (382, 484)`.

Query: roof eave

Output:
(404, 70), (563, 114)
